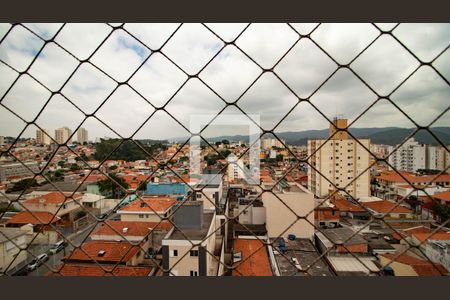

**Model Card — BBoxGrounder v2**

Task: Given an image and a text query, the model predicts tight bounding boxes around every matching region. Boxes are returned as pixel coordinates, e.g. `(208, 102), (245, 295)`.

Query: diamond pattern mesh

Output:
(0, 23), (449, 276)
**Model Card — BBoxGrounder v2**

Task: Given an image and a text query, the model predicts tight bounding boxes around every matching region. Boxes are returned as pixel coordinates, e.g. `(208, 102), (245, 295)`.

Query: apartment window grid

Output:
(0, 23), (448, 277)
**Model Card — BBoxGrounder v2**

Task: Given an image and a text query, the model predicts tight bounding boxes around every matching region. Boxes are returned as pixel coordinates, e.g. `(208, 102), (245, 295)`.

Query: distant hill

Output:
(174, 127), (450, 146)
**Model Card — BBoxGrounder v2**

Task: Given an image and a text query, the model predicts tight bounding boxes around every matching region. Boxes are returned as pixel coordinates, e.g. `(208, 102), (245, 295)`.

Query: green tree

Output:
(94, 139), (167, 162)
(276, 154), (284, 162)
(222, 139), (230, 145)
(215, 141), (222, 147)
(0, 203), (19, 213)
(6, 178), (38, 193)
(70, 164), (81, 171)
(97, 173), (129, 199)
(57, 160), (65, 167)
(137, 180), (147, 191)
(54, 170), (64, 181)
(432, 202), (450, 223)
(80, 152), (89, 161)
(219, 149), (231, 158)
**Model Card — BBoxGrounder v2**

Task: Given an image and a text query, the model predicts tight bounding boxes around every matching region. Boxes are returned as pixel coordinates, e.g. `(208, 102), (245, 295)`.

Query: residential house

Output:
(162, 202), (219, 276)
(64, 240), (146, 266)
(379, 253), (448, 276)
(20, 192), (83, 227)
(361, 200), (414, 220)
(117, 196), (177, 223)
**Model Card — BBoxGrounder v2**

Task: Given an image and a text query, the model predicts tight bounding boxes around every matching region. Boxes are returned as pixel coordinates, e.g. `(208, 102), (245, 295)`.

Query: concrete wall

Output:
(0, 235), (27, 272)
(262, 184), (314, 239)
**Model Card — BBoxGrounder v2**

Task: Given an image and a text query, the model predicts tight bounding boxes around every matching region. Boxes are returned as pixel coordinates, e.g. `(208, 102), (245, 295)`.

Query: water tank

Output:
(288, 234), (296, 241)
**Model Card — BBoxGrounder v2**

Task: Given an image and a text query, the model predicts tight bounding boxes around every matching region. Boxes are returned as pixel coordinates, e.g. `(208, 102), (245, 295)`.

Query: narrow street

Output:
(26, 222), (97, 276)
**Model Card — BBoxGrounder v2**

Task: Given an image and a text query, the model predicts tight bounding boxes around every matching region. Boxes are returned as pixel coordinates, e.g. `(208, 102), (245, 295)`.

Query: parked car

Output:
(26, 253), (49, 271)
(49, 240), (67, 255)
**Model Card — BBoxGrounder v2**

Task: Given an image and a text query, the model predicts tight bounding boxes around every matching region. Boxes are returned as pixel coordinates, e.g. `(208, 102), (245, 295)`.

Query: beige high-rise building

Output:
(77, 127), (88, 144)
(307, 118), (371, 199)
(55, 127), (72, 144)
(36, 129), (51, 145)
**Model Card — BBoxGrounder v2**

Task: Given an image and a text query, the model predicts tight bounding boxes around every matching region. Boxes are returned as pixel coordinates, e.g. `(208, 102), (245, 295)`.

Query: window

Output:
(139, 214), (144, 218)
(190, 270), (198, 276)
(190, 250), (199, 257)
(196, 193), (202, 199)
(170, 249), (178, 257)
(332, 210), (336, 216)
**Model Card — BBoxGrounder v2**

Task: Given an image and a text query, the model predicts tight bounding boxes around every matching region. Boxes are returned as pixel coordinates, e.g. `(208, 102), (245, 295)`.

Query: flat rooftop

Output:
(234, 224), (267, 236)
(327, 256), (380, 276)
(362, 233), (396, 251)
(316, 227), (368, 248)
(165, 211), (214, 241)
(270, 238), (334, 276)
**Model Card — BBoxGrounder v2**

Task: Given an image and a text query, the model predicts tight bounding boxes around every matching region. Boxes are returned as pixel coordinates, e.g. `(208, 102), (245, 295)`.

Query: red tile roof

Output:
(433, 190), (450, 203)
(332, 198), (366, 212)
(120, 174), (147, 190)
(411, 232), (450, 243)
(118, 197), (176, 213)
(232, 239), (272, 276)
(6, 211), (60, 225)
(92, 220), (173, 237)
(66, 241), (141, 263)
(377, 171), (450, 184)
(24, 192), (82, 205)
(381, 253), (448, 276)
(49, 264), (152, 276)
(83, 174), (107, 184)
(392, 226), (435, 241)
(362, 200), (412, 214)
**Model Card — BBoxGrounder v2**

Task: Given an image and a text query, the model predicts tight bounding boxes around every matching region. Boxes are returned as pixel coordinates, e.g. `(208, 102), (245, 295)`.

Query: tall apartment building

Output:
(307, 118), (371, 199)
(77, 127), (88, 144)
(36, 129), (51, 145)
(388, 138), (426, 172)
(388, 138), (448, 172)
(0, 136), (4, 145)
(427, 145), (448, 171)
(55, 127), (72, 144)
(261, 138), (285, 149)
(227, 153), (245, 181)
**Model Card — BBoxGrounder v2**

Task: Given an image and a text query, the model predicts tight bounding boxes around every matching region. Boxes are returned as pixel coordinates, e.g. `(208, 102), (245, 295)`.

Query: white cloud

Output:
(0, 23), (448, 141)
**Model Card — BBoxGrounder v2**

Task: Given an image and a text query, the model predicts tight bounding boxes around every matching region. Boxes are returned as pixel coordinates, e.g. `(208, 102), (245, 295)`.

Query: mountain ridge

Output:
(170, 127), (450, 146)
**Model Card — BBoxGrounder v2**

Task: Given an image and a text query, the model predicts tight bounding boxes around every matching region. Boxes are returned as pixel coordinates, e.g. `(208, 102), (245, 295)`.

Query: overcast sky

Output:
(0, 23), (448, 141)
